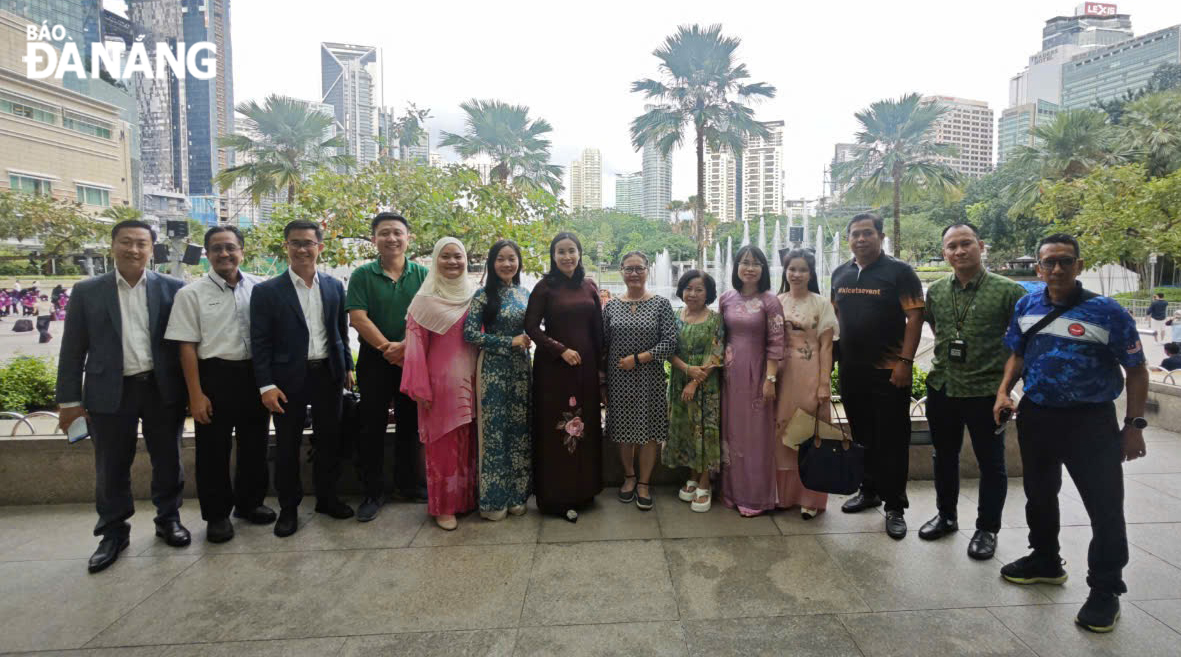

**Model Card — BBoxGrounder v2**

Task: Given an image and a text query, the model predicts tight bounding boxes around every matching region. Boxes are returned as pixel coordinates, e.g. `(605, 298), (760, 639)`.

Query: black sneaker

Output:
(1000, 553), (1068, 585)
(357, 497), (381, 522)
(1076, 590), (1120, 633)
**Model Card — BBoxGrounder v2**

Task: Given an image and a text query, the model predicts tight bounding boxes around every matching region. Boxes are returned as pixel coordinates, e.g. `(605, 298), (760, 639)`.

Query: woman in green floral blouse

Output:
(664, 270), (725, 512)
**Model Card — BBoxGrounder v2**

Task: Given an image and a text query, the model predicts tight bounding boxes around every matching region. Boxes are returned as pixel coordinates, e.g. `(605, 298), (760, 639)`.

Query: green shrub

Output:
(831, 361), (928, 401)
(915, 265), (952, 272)
(0, 355), (57, 413)
(1113, 288), (1181, 302)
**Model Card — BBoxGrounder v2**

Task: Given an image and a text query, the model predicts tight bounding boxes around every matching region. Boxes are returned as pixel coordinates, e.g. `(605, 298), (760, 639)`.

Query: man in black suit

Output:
(56, 220), (191, 573)
(251, 220), (355, 537)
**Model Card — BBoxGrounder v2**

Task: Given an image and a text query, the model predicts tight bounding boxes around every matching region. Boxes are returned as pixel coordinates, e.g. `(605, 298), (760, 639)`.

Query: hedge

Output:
(0, 355), (56, 413)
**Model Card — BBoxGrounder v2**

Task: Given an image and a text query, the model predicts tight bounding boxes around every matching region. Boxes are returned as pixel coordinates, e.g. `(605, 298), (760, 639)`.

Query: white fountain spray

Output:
(757, 216), (766, 256)
(815, 226), (827, 295)
(740, 220), (750, 247)
(771, 218), (783, 292)
(724, 236), (733, 293)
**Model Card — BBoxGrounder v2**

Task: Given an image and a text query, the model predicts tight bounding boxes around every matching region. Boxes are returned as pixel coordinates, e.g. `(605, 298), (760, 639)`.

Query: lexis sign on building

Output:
(1081, 3), (1118, 18)
(22, 22), (216, 81)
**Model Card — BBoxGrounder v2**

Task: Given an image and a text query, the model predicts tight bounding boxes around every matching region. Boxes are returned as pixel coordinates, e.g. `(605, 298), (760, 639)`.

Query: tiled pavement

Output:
(2, 428), (1181, 656)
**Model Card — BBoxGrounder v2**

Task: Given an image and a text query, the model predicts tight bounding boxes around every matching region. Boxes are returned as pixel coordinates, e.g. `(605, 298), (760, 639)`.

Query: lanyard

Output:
(949, 271), (985, 336)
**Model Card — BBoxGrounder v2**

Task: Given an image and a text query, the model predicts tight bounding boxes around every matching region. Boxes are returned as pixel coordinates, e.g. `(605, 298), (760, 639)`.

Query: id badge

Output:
(949, 339), (967, 363)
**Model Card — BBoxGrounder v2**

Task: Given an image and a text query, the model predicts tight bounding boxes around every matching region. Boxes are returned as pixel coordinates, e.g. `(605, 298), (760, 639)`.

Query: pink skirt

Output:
(424, 423), (478, 516)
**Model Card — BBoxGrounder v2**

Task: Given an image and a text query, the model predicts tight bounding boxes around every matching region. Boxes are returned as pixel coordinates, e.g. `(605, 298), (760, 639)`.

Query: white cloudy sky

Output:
(109, 0), (1178, 206)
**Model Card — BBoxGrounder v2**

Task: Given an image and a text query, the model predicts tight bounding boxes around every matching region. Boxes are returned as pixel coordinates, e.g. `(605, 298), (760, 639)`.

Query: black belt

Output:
(124, 371), (154, 382)
(204, 357), (253, 369)
(307, 358), (328, 369)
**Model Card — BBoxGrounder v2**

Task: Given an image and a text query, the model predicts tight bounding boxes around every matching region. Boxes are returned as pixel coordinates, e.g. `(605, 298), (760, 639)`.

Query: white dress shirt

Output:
(116, 269), (153, 376)
(290, 268), (329, 360)
(165, 270), (261, 360)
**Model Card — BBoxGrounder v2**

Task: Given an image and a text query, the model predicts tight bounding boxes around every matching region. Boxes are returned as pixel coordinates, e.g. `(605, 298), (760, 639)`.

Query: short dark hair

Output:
(1154, 293), (1165, 299)
(847, 212), (883, 235)
(731, 245), (772, 293)
(111, 219), (157, 243)
(779, 247), (820, 295)
(1165, 342), (1180, 355)
(203, 225), (244, 250)
(619, 251), (649, 267)
(941, 222), (980, 239)
(284, 219), (323, 241)
(676, 269), (718, 305)
(371, 212), (409, 233)
(1037, 233), (1080, 258)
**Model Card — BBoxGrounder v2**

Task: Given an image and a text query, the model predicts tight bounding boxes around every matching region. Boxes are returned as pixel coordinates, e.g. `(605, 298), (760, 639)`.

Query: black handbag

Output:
(797, 403), (864, 495)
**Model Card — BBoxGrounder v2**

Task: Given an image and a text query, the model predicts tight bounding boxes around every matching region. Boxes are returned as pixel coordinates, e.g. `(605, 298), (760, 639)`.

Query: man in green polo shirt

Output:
(346, 212), (429, 521)
(920, 222), (1026, 561)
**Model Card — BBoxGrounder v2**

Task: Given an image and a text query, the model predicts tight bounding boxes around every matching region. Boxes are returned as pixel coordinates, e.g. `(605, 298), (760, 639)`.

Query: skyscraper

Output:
(568, 148), (601, 210)
(614, 171), (643, 215)
(829, 142), (866, 204)
(321, 42), (378, 170)
(1008, 5), (1132, 107)
(920, 96), (994, 178)
(641, 140), (672, 222)
(741, 120), (784, 220)
(704, 143), (738, 222)
(1061, 25), (1181, 109)
(997, 100), (1059, 165)
(128, 0), (187, 197)
(0, 0), (102, 47)
(180, 0), (233, 197)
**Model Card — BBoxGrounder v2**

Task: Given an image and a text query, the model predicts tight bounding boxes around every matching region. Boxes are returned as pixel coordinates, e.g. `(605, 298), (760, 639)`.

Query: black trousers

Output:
(89, 373), (185, 538)
(271, 361), (343, 510)
(925, 385), (1007, 532)
(839, 365), (911, 512)
(194, 358), (271, 521)
(356, 347), (421, 498)
(1017, 397), (1128, 595)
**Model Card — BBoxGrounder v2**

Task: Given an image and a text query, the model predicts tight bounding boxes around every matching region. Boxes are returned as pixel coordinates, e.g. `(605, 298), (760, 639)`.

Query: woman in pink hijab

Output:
(401, 237), (478, 530)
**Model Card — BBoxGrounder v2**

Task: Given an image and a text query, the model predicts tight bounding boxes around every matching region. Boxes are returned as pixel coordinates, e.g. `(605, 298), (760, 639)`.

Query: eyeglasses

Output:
(207, 243), (240, 255)
(621, 266), (647, 274)
(1038, 256), (1077, 271)
(287, 240), (321, 251)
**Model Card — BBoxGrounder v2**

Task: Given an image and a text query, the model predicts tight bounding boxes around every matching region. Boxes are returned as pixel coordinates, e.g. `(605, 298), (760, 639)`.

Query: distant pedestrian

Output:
(1171, 310), (1181, 343)
(1161, 342), (1181, 372)
(1148, 293), (1168, 343)
(35, 295), (54, 343)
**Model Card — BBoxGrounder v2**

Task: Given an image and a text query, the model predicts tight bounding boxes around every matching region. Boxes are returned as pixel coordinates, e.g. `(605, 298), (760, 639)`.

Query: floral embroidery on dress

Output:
(555, 395), (584, 454)
(743, 297), (763, 314)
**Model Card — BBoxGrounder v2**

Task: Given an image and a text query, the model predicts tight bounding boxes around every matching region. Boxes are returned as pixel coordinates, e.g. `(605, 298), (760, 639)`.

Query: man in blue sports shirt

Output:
(993, 233), (1148, 634)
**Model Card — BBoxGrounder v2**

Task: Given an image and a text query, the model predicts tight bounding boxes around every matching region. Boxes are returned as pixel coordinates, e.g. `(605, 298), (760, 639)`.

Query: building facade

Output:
(614, 171), (642, 215)
(0, 10), (135, 210)
(0, 0), (102, 47)
(703, 143), (737, 222)
(180, 0), (233, 197)
(997, 100), (1060, 165)
(1061, 25), (1181, 109)
(641, 139), (671, 223)
(321, 42), (378, 170)
(829, 141), (866, 203)
(921, 96), (994, 178)
(741, 120), (784, 219)
(568, 147), (601, 210)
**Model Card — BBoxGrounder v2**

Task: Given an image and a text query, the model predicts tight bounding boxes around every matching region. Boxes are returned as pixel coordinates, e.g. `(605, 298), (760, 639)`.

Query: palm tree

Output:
(1005, 109), (1127, 214)
(385, 103), (431, 163)
(832, 93), (961, 248)
(631, 24), (776, 267)
(1121, 91), (1181, 178)
(215, 95), (354, 205)
(439, 99), (563, 195)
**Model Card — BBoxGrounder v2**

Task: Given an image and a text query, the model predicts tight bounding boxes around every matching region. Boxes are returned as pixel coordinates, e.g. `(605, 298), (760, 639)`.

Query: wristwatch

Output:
(766, 374), (777, 383)
(1124, 417), (1148, 429)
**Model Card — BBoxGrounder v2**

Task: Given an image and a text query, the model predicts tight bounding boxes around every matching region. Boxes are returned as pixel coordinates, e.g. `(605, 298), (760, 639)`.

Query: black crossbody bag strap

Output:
(1017, 288), (1098, 357)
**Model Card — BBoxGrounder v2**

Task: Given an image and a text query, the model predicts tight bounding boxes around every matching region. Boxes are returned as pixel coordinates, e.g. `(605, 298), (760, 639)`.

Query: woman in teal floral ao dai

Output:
(463, 240), (533, 520)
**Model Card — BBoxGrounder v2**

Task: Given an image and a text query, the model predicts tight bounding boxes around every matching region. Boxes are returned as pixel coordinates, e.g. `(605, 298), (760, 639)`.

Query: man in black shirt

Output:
(1162, 342), (1181, 372)
(1148, 293), (1168, 343)
(831, 213), (925, 539)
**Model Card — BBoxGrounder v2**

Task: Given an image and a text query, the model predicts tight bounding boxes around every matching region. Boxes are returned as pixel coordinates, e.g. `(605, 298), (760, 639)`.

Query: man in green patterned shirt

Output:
(919, 222), (1027, 561)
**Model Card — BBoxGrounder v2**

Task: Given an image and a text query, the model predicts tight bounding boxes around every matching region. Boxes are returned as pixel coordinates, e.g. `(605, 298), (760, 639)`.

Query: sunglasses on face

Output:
(1039, 257), (1077, 271)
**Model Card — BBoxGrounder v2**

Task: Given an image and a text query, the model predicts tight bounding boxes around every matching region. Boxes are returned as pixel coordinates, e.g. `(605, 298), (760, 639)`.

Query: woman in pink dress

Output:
(719, 246), (785, 516)
(401, 237), (479, 531)
(774, 248), (838, 519)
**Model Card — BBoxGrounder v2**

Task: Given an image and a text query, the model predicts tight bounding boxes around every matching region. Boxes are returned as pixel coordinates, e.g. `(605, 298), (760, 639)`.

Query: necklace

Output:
(623, 293), (648, 314)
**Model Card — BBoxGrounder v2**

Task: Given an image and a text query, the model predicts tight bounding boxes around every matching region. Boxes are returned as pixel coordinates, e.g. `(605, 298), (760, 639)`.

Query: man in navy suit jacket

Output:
(251, 220), (355, 537)
(56, 220), (191, 573)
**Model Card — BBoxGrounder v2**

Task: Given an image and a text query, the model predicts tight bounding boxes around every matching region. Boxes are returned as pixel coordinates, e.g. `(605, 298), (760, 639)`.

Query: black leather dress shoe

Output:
(233, 505), (277, 525)
(87, 535), (129, 573)
(315, 499), (355, 520)
(968, 529), (997, 560)
(841, 492), (882, 514)
(918, 514), (959, 541)
(155, 520), (192, 547)
(206, 518), (234, 544)
(885, 511), (907, 539)
(274, 508), (298, 537)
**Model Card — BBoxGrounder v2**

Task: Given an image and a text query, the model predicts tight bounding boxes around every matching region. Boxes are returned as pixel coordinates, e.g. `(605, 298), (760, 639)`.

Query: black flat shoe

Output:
(618, 475), (637, 503)
(314, 500), (355, 520)
(274, 508), (298, 537)
(233, 505), (277, 525)
(635, 481), (653, 511)
(968, 529), (997, 560)
(87, 535), (129, 573)
(206, 518), (234, 544)
(885, 511), (907, 540)
(841, 492), (882, 514)
(918, 514), (959, 541)
(155, 520), (192, 547)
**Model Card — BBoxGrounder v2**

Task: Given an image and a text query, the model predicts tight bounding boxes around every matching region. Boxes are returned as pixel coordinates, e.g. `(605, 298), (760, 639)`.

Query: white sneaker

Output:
(678, 480), (698, 502)
(480, 508), (507, 521)
(690, 489), (712, 513)
(508, 504), (527, 516)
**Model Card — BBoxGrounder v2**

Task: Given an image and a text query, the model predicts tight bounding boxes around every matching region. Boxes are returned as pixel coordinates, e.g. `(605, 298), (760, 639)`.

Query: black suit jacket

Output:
(250, 270), (352, 396)
(55, 270), (186, 413)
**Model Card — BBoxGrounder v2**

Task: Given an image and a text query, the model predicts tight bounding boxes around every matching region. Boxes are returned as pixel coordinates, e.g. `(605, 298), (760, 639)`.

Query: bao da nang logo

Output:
(23, 23), (216, 81)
